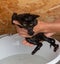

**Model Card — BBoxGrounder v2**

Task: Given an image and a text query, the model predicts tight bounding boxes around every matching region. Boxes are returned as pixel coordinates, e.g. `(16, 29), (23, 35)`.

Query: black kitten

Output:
(12, 13), (59, 55)
(26, 33), (59, 55)
(12, 13), (39, 35)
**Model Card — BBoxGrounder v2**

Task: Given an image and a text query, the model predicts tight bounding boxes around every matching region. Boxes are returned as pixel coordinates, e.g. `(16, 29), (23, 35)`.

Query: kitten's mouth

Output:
(28, 31), (34, 35)
(27, 28), (34, 35)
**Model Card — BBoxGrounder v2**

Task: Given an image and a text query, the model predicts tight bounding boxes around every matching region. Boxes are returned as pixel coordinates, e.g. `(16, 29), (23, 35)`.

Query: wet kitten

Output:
(12, 13), (59, 55)
(12, 13), (39, 35)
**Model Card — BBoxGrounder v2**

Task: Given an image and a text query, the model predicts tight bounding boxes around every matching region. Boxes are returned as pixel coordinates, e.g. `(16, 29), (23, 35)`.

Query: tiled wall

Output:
(0, 0), (60, 40)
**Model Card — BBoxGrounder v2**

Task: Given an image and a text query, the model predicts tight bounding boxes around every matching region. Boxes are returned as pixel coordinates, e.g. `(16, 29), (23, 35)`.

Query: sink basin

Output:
(0, 34), (60, 64)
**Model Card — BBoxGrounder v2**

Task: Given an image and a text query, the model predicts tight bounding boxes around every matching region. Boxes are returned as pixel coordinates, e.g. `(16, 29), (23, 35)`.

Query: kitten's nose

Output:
(28, 31), (34, 35)
(27, 27), (34, 35)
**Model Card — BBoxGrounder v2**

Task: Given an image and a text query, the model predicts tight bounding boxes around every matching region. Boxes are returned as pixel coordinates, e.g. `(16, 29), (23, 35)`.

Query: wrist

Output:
(47, 22), (60, 33)
(43, 22), (51, 33)
(33, 21), (52, 33)
(44, 22), (54, 33)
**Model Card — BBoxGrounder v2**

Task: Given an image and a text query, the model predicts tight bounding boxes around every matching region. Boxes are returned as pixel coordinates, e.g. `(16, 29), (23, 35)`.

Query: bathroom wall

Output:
(0, 0), (60, 40)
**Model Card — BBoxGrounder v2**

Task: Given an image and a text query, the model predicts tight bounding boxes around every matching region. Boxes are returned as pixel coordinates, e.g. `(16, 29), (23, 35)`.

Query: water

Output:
(0, 54), (48, 64)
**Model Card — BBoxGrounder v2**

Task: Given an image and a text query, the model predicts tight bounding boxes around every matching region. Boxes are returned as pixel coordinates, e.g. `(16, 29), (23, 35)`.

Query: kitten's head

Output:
(12, 13), (39, 35)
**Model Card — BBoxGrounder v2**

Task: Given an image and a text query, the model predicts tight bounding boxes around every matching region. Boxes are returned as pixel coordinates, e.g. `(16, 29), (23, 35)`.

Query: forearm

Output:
(46, 19), (60, 33)
(35, 19), (60, 33)
(48, 22), (60, 33)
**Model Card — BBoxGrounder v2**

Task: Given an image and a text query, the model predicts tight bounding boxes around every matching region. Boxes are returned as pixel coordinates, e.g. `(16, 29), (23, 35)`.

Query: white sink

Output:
(0, 34), (60, 64)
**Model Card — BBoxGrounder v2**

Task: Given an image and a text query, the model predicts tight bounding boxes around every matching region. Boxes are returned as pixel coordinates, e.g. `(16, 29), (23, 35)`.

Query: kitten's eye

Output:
(23, 24), (26, 26)
(30, 24), (33, 26)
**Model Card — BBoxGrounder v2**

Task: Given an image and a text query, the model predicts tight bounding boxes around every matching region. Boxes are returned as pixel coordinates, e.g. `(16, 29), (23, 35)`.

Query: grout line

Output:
(48, 4), (60, 11)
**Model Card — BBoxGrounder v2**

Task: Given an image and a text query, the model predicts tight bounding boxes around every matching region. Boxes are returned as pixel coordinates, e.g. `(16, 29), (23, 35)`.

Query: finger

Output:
(18, 32), (31, 37)
(13, 20), (20, 25)
(23, 40), (34, 46)
(23, 41), (34, 46)
(25, 43), (34, 47)
(16, 26), (27, 33)
(22, 40), (34, 47)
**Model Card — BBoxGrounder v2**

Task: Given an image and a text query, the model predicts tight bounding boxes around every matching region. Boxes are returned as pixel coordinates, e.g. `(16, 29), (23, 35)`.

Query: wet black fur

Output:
(12, 13), (59, 55)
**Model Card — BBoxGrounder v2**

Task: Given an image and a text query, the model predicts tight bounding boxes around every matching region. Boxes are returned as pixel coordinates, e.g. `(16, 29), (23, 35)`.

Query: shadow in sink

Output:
(56, 61), (60, 64)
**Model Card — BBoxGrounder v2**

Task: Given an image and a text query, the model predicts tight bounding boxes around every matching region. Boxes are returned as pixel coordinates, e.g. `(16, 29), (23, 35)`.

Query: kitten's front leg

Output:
(25, 37), (43, 55)
(32, 42), (43, 55)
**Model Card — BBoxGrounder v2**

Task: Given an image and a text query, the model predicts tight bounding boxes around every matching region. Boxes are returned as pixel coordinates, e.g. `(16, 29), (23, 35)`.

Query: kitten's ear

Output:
(12, 13), (18, 24)
(33, 15), (40, 19)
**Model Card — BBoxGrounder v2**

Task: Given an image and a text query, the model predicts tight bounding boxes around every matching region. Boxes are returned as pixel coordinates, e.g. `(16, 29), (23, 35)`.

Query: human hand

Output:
(13, 20), (55, 46)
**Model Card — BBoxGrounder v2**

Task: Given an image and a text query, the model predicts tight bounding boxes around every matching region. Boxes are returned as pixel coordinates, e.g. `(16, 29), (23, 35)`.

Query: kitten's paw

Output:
(54, 44), (59, 52)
